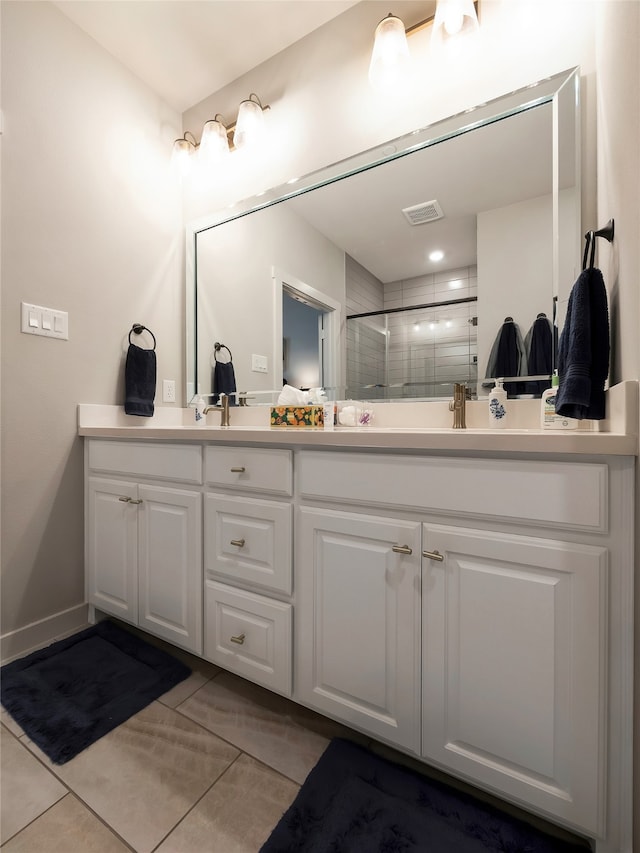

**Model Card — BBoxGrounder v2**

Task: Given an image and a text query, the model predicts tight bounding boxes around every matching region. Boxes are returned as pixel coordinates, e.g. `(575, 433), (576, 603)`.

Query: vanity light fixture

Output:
(368, 0), (479, 93)
(171, 131), (198, 177)
(432, 0), (479, 42)
(233, 93), (267, 149)
(171, 94), (270, 177)
(369, 13), (411, 95)
(199, 115), (230, 165)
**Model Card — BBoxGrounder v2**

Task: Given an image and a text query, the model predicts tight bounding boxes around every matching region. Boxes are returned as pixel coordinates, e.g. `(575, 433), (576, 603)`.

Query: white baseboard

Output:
(1, 604), (89, 665)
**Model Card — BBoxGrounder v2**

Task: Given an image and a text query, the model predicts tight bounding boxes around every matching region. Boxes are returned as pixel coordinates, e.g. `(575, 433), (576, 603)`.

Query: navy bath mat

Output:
(260, 738), (589, 853)
(0, 620), (190, 764)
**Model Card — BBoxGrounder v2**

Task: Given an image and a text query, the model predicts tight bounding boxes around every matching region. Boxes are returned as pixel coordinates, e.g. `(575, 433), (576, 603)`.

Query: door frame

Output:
(272, 266), (342, 393)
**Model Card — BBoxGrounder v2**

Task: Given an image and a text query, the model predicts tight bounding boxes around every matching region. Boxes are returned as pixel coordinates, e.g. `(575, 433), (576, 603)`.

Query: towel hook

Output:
(129, 324), (156, 350)
(214, 342), (233, 362)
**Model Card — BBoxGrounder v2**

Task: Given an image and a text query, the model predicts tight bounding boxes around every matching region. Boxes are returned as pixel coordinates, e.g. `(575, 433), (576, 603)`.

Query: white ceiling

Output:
(53, 0), (361, 114)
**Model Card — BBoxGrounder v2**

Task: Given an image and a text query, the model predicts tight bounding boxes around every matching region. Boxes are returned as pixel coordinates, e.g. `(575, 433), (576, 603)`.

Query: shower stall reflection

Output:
(346, 297), (478, 401)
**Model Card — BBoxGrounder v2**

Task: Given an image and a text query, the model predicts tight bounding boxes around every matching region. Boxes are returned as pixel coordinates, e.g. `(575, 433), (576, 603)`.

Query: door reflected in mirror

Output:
(187, 67), (580, 405)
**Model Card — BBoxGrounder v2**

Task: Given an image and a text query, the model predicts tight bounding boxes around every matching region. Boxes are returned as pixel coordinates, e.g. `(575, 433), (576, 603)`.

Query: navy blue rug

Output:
(261, 738), (589, 853)
(0, 620), (190, 765)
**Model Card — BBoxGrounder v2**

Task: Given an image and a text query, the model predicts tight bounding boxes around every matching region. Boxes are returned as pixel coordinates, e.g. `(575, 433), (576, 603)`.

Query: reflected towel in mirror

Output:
(212, 360), (237, 405)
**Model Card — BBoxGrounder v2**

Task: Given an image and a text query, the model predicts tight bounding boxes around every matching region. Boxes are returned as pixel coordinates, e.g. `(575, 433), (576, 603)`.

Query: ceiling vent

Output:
(401, 200), (444, 226)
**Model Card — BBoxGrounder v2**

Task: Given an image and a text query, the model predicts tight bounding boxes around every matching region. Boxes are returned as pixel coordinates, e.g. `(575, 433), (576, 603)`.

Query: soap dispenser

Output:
(488, 378), (508, 428)
(191, 394), (207, 426)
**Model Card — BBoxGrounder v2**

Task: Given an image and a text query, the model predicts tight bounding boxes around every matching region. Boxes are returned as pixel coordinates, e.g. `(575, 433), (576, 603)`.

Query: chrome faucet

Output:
(204, 395), (230, 427)
(449, 383), (467, 429)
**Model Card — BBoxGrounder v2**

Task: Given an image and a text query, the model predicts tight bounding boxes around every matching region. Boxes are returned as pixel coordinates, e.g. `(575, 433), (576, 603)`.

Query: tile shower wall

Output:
(346, 264), (478, 400)
(345, 256), (387, 398)
(385, 266), (478, 398)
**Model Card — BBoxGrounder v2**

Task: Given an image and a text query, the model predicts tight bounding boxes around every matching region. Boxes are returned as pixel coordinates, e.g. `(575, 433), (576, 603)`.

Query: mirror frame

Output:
(185, 66), (580, 404)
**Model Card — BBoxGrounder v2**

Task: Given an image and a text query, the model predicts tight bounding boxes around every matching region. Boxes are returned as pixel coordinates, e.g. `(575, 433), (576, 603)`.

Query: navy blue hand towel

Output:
(524, 315), (553, 396)
(124, 344), (156, 417)
(556, 267), (609, 420)
(212, 360), (237, 405)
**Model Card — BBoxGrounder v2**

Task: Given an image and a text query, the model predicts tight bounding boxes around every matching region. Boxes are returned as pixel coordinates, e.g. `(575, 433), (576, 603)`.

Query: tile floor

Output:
(0, 629), (590, 853)
(0, 634), (367, 853)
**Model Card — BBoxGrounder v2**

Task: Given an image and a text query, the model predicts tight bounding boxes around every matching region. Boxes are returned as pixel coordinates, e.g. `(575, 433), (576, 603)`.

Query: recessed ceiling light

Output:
(429, 250), (444, 262)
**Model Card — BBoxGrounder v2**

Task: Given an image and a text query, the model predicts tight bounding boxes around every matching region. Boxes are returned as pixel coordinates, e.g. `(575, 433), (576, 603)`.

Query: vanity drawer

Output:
(205, 493), (292, 594)
(87, 440), (202, 484)
(205, 446), (292, 496)
(298, 452), (608, 532)
(204, 580), (292, 696)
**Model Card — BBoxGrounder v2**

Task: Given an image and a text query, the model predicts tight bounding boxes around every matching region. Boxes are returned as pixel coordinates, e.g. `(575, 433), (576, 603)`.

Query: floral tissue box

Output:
(270, 405), (324, 428)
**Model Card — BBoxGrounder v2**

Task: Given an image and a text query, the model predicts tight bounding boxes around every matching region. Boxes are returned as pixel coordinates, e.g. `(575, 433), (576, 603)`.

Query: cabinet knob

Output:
(230, 538), (246, 548)
(392, 544), (413, 555)
(230, 633), (246, 645)
(422, 549), (444, 562)
(230, 466), (246, 473)
(129, 499), (143, 505)
(118, 496), (131, 503)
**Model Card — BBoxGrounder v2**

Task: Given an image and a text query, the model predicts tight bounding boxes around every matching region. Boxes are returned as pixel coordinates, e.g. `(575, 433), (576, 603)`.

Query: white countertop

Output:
(78, 381), (638, 456)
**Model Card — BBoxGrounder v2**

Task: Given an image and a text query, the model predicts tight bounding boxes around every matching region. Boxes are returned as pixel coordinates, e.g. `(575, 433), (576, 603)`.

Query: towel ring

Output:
(214, 342), (233, 363)
(129, 324), (156, 350)
(583, 219), (614, 270)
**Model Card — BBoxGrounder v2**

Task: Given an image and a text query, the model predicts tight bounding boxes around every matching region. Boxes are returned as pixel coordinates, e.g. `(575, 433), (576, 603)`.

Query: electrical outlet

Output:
(162, 379), (176, 403)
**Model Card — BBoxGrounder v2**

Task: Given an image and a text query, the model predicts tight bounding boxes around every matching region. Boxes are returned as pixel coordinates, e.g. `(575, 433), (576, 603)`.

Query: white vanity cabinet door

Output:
(295, 506), (421, 752)
(87, 473), (202, 655)
(422, 523), (607, 836)
(137, 484), (202, 654)
(87, 477), (138, 622)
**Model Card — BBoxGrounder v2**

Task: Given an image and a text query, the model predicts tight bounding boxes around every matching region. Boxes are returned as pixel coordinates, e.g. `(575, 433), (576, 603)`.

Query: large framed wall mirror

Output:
(186, 66), (580, 405)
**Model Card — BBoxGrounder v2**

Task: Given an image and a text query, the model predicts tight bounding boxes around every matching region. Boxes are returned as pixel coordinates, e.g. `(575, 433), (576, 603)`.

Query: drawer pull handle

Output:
(230, 538), (246, 548)
(230, 466), (246, 473)
(129, 499), (143, 505)
(230, 633), (246, 645)
(422, 549), (444, 562)
(118, 496), (131, 503)
(392, 544), (412, 555)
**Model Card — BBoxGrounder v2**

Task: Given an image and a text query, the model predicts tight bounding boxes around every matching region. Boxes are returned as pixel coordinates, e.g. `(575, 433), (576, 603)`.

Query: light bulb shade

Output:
(368, 14), (410, 95)
(199, 117), (230, 164)
(233, 95), (265, 149)
(432, 0), (479, 43)
(171, 136), (195, 177)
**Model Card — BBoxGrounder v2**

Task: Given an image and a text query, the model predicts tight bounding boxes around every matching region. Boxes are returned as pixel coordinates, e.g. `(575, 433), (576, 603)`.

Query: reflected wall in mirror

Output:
(187, 67), (580, 404)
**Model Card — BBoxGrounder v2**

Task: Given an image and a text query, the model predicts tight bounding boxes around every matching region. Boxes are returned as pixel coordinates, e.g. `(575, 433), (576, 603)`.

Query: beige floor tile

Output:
(2, 793), (130, 852)
(1, 709), (24, 738)
(157, 753), (299, 853)
(23, 700), (239, 853)
(0, 726), (67, 844)
(177, 672), (347, 784)
(158, 656), (220, 709)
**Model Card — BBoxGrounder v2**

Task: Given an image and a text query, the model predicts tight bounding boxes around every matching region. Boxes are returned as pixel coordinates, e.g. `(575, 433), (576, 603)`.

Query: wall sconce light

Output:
(369, 14), (411, 95)
(234, 94), (268, 149)
(171, 94), (270, 177)
(368, 0), (479, 94)
(432, 0), (479, 42)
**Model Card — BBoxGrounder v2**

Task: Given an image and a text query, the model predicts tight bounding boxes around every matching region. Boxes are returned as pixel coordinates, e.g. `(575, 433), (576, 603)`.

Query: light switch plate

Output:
(21, 302), (69, 340)
(251, 353), (268, 373)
